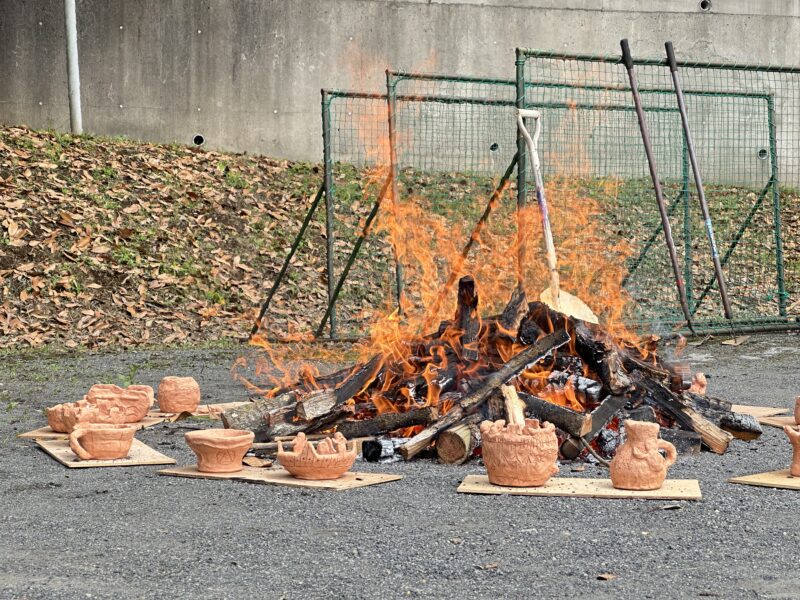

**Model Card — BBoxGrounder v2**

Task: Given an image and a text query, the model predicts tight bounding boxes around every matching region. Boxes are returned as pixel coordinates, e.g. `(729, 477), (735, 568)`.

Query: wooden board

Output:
(457, 474), (702, 500)
(729, 469), (800, 490)
(159, 465), (402, 490)
(36, 438), (176, 469)
(731, 404), (790, 418)
(19, 415), (168, 439)
(149, 402), (250, 421)
(758, 415), (796, 429)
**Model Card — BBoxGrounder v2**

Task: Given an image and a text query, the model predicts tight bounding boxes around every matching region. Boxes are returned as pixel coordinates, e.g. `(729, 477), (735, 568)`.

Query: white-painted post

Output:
(64, 0), (82, 133)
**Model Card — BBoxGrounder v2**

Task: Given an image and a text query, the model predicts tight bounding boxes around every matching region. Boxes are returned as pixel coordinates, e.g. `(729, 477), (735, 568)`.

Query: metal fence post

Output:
(321, 90), (337, 338)
(385, 70), (405, 311)
(767, 97), (787, 316)
(515, 49), (528, 283)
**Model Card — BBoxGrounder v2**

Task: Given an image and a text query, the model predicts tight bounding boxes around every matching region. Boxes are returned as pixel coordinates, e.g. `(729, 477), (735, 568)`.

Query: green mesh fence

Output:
(517, 49), (800, 333)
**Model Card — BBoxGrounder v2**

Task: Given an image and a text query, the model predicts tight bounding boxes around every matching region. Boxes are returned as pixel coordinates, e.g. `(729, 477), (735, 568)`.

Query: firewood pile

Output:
(223, 276), (761, 463)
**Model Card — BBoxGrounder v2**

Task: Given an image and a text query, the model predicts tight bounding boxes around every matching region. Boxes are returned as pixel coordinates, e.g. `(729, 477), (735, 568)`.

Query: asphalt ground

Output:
(1, 333), (800, 599)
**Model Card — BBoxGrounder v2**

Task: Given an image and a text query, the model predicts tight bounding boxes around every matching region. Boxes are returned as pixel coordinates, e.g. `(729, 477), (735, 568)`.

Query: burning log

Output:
(498, 285), (528, 334)
(397, 329), (571, 459)
(517, 391), (593, 438)
(220, 391), (296, 434)
(436, 413), (483, 464)
(631, 371), (732, 454)
(559, 394), (628, 459)
(454, 276), (480, 361)
(573, 321), (633, 395)
(295, 356), (383, 420)
(337, 406), (438, 439)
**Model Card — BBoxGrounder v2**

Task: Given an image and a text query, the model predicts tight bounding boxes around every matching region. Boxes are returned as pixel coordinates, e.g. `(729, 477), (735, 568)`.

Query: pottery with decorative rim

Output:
(277, 432), (356, 480)
(185, 428), (254, 473)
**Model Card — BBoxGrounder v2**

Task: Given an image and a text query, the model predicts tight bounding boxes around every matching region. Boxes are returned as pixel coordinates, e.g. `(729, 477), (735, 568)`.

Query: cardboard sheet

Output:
(159, 465), (402, 490)
(457, 474), (702, 500)
(19, 415), (168, 439)
(731, 404), (790, 419)
(729, 469), (800, 490)
(36, 438), (176, 468)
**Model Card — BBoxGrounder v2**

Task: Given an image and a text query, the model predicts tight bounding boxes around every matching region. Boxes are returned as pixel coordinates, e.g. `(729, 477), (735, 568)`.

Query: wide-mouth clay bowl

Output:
(276, 432), (357, 480)
(185, 429), (254, 473)
(480, 419), (560, 487)
(158, 377), (201, 414)
(69, 423), (136, 460)
(86, 383), (153, 423)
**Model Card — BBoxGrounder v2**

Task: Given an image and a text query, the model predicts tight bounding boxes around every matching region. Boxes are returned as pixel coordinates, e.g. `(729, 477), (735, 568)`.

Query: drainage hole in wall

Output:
(489, 142), (499, 152)
(757, 148), (769, 160)
(699, 0), (712, 12)
(193, 134), (205, 146)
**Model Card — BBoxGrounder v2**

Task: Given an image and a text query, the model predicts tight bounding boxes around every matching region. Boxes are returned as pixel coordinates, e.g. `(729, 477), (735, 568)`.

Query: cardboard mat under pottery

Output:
(159, 466), (402, 491)
(731, 404), (789, 419)
(756, 415), (796, 429)
(36, 438), (176, 468)
(729, 470), (800, 491)
(458, 475), (702, 500)
(19, 415), (169, 439)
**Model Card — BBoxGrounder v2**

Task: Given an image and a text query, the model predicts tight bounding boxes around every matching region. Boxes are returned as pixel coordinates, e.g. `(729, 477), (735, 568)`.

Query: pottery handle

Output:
(658, 439), (677, 468)
(69, 429), (92, 460)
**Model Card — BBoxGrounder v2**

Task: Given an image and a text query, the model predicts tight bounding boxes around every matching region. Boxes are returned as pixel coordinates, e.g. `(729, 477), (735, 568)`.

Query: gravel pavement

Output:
(2, 334), (800, 599)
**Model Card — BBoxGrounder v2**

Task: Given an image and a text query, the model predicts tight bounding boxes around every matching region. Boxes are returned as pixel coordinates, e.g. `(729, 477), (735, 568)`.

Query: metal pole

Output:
(620, 39), (695, 333)
(681, 136), (693, 308)
(249, 185), (325, 339)
(321, 90), (337, 337)
(666, 42), (732, 321)
(767, 96), (788, 316)
(385, 70), (406, 311)
(64, 0), (82, 134)
(515, 49), (528, 285)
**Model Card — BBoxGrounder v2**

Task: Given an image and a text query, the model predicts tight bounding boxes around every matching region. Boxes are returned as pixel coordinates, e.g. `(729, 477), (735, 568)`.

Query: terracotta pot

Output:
(480, 419), (559, 487)
(69, 423), (136, 460)
(277, 432), (356, 480)
(86, 384), (152, 423)
(610, 420), (677, 491)
(185, 429), (254, 473)
(783, 425), (800, 476)
(688, 372), (707, 395)
(158, 377), (201, 413)
(794, 396), (800, 425)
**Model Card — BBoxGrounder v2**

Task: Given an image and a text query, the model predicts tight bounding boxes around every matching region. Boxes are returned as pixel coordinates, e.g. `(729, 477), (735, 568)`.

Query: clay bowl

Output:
(481, 420), (559, 487)
(185, 429), (254, 473)
(277, 441), (357, 481)
(158, 377), (201, 413)
(69, 423), (136, 460)
(87, 384), (152, 423)
(47, 401), (102, 433)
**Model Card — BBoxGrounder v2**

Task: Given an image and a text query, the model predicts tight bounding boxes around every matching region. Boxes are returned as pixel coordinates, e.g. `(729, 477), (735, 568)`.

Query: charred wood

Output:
(436, 413), (483, 464)
(517, 392), (593, 438)
(336, 406), (438, 438)
(559, 395), (628, 459)
(455, 276), (480, 361)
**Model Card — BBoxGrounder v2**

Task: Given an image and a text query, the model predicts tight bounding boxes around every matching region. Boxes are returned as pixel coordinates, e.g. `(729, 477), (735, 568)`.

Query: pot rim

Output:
(185, 428), (254, 445)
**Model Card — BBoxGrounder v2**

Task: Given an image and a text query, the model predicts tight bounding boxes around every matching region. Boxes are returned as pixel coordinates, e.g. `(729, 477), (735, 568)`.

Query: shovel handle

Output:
(665, 41), (678, 72)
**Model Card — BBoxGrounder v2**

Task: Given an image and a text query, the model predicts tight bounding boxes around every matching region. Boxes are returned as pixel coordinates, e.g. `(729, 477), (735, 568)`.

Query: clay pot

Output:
(277, 432), (357, 480)
(185, 428), (254, 473)
(794, 396), (800, 425)
(783, 426), (800, 476)
(610, 420), (677, 491)
(69, 423), (136, 460)
(158, 377), (201, 413)
(47, 397), (129, 433)
(480, 419), (559, 487)
(86, 384), (153, 422)
(688, 372), (707, 395)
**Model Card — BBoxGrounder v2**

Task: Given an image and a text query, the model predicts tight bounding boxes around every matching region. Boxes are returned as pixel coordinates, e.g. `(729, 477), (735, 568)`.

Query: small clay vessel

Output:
(688, 372), (707, 395)
(185, 428), (254, 473)
(47, 400), (109, 433)
(783, 426), (800, 476)
(794, 396), (800, 425)
(480, 418), (559, 487)
(69, 423), (136, 460)
(610, 420), (677, 491)
(86, 383), (153, 422)
(277, 432), (357, 480)
(158, 377), (201, 413)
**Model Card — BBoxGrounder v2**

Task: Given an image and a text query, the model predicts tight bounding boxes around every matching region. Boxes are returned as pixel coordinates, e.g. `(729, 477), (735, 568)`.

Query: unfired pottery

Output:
(688, 372), (707, 395)
(158, 377), (201, 413)
(47, 399), (125, 433)
(479, 418), (559, 487)
(783, 425), (800, 477)
(185, 428), (255, 473)
(794, 396), (800, 425)
(86, 383), (153, 422)
(276, 432), (357, 480)
(610, 420), (677, 491)
(69, 423), (136, 460)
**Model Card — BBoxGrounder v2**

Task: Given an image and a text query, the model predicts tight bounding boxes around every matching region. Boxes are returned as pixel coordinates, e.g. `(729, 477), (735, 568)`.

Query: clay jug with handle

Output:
(610, 420), (677, 491)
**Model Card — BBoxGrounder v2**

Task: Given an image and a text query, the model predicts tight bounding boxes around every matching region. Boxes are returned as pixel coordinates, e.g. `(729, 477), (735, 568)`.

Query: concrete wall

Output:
(2, 0), (800, 162)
